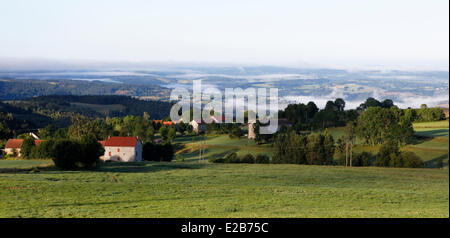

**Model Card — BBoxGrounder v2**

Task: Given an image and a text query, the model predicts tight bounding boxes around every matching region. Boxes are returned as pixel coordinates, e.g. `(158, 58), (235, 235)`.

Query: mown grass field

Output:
(0, 161), (448, 218)
(0, 120), (447, 218)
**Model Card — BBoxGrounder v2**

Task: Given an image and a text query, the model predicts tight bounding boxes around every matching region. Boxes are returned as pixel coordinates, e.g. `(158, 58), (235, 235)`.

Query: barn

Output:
(102, 136), (142, 162)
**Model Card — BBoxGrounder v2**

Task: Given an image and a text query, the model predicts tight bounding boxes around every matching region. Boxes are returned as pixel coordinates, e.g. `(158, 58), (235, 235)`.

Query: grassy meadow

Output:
(174, 120), (449, 167)
(0, 161), (448, 218)
(0, 120), (448, 218)
(174, 135), (275, 162)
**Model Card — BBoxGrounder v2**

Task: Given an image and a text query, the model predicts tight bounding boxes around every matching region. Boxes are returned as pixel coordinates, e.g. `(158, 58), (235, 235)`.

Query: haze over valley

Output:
(1, 63), (448, 110)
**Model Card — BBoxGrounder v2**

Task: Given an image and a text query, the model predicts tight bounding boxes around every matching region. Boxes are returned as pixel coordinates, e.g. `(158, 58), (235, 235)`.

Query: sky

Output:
(0, 0), (448, 67)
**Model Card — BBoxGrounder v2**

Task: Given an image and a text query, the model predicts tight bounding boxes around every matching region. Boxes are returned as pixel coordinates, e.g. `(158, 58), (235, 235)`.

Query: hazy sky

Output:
(0, 0), (448, 66)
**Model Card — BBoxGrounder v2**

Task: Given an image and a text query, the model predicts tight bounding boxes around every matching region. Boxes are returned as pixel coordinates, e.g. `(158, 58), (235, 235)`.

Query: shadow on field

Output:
(177, 148), (240, 162)
(0, 164), (59, 174)
(0, 161), (207, 174)
(426, 154), (449, 168)
(174, 135), (216, 143)
(97, 162), (207, 173)
(411, 135), (434, 145)
(414, 129), (449, 138)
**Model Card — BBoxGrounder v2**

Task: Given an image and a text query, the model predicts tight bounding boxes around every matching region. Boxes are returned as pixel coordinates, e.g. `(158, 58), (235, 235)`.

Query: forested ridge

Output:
(0, 78), (170, 100)
(0, 95), (172, 131)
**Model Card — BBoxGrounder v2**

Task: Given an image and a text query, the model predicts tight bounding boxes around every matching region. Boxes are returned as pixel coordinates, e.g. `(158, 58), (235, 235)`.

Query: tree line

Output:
(17, 135), (175, 169)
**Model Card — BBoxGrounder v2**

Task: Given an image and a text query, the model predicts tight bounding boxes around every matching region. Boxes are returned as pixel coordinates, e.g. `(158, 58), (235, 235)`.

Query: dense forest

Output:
(0, 78), (170, 100)
(0, 95), (173, 131)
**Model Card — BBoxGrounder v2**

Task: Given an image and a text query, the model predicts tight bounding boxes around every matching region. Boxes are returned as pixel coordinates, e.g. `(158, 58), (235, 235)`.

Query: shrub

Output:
(224, 153), (240, 163)
(142, 142), (174, 162)
(79, 135), (104, 169)
(11, 148), (18, 158)
(32, 139), (55, 159)
(337, 155), (346, 166)
(240, 154), (255, 164)
(20, 137), (35, 159)
(255, 154), (270, 164)
(388, 153), (403, 167)
(209, 157), (225, 163)
(0, 139), (6, 151)
(353, 152), (372, 167)
(386, 151), (424, 168)
(175, 155), (185, 162)
(401, 152), (425, 168)
(51, 140), (82, 170)
(375, 140), (399, 167)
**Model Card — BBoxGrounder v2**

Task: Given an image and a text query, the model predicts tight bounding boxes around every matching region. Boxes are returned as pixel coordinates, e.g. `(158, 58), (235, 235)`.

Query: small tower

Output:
(248, 120), (256, 140)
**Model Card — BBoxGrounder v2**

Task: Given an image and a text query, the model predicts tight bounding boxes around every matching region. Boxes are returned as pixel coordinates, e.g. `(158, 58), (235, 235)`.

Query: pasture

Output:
(174, 135), (275, 162)
(0, 120), (447, 218)
(0, 160), (448, 218)
(173, 120), (449, 167)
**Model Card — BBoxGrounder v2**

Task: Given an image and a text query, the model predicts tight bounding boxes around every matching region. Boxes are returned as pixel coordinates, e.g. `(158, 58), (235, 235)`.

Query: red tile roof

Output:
(154, 120), (176, 126)
(35, 140), (44, 146)
(104, 137), (139, 147)
(5, 139), (43, 148)
(5, 139), (23, 149)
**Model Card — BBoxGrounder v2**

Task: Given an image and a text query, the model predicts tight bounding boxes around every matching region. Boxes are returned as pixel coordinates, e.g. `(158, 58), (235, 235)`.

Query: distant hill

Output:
(0, 101), (56, 133)
(0, 78), (170, 100)
(1, 95), (173, 129)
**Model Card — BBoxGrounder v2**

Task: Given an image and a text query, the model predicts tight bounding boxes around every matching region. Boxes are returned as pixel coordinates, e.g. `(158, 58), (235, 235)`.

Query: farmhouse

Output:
(189, 120), (206, 133)
(4, 139), (44, 157)
(102, 136), (142, 162)
(188, 116), (225, 134)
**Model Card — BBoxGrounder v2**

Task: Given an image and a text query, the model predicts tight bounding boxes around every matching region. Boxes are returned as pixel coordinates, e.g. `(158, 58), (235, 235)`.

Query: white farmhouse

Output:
(189, 120), (206, 134)
(102, 136), (142, 162)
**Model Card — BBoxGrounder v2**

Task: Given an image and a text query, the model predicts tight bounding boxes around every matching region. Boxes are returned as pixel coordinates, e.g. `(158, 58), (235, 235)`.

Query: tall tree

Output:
(334, 98), (346, 112)
(20, 137), (35, 159)
(344, 121), (357, 166)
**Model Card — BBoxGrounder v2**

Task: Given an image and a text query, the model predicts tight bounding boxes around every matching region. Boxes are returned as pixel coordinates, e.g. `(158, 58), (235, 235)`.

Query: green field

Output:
(0, 160), (448, 218)
(174, 135), (275, 161)
(0, 159), (53, 170)
(174, 120), (449, 167)
(413, 120), (449, 129)
(0, 120), (447, 218)
(410, 120), (449, 167)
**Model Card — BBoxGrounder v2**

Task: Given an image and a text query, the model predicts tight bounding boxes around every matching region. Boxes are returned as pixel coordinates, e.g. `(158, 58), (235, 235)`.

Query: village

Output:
(2, 114), (285, 163)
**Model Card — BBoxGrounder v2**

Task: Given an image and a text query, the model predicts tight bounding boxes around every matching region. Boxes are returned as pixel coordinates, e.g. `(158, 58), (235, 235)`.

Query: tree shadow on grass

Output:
(413, 129), (449, 140)
(97, 161), (207, 173)
(206, 148), (240, 161)
(174, 135), (219, 143)
(0, 164), (60, 174)
(0, 161), (207, 174)
(410, 135), (434, 145)
(177, 147), (240, 162)
(425, 153), (449, 168)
